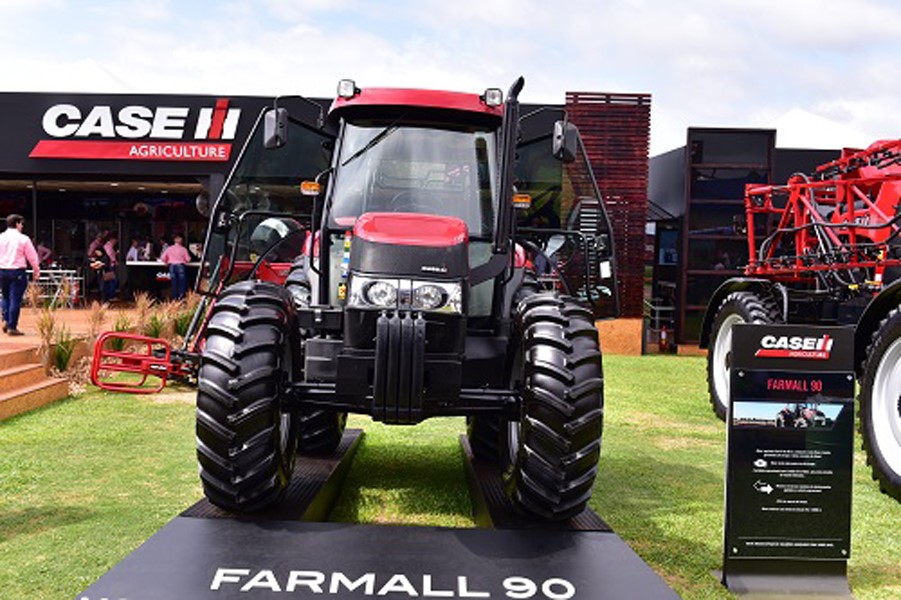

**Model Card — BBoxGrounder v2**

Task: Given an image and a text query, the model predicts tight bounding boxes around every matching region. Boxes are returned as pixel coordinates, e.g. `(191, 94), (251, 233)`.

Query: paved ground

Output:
(0, 306), (140, 351)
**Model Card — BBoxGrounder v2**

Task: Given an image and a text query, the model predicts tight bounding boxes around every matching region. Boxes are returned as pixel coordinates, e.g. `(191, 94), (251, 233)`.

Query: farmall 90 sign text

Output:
(29, 99), (241, 162)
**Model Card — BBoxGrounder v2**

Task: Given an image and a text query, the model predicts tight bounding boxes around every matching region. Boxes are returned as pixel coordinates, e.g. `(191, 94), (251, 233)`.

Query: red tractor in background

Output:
(93, 77), (620, 520)
(701, 140), (901, 501)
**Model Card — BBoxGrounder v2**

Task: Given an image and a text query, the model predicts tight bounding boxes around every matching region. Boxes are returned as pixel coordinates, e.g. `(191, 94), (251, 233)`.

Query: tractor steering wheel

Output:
(389, 190), (420, 213)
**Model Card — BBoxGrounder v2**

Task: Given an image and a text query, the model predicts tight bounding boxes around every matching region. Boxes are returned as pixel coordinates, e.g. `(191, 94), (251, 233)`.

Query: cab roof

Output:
(330, 88), (503, 119)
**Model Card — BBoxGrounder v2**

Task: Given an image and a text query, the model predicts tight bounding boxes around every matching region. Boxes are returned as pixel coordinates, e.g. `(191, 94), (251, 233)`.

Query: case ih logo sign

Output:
(755, 334), (834, 360)
(29, 99), (240, 162)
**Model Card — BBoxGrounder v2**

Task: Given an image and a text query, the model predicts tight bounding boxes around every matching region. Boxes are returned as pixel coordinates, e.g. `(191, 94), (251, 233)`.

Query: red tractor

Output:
(701, 140), (901, 501)
(93, 78), (619, 520)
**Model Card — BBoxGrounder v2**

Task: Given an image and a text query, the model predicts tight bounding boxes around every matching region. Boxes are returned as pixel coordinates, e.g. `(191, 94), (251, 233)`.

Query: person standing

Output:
(0, 214), (41, 335)
(89, 247), (115, 303)
(36, 240), (53, 266)
(160, 235), (192, 300)
(87, 231), (106, 258)
(102, 233), (119, 301)
(125, 238), (141, 262)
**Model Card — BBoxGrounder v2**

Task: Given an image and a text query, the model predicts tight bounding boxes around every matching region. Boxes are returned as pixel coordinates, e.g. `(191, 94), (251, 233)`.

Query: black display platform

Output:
(77, 429), (678, 599)
(79, 518), (678, 599)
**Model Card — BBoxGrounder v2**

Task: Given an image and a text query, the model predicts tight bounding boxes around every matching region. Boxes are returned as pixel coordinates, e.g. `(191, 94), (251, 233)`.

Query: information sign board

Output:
(722, 324), (854, 596)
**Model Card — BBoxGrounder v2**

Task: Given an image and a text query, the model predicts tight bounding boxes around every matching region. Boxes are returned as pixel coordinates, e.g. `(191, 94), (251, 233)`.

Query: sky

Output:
(1, 0), (899, 155)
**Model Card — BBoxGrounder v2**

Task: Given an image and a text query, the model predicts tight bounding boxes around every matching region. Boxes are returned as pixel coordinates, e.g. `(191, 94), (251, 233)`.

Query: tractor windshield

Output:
(329, 122), (498, 238)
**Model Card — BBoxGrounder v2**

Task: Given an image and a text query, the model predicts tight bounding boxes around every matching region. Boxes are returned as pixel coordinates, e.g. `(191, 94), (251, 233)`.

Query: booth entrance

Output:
(0, 178), (210, 302)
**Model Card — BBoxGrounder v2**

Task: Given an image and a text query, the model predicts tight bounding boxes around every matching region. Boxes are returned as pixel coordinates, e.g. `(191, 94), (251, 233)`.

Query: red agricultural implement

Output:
(701, 139), (901, 501)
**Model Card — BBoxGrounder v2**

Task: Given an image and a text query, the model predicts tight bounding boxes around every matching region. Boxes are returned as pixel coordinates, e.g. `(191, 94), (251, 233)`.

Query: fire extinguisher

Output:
(659, 325), (668, 353)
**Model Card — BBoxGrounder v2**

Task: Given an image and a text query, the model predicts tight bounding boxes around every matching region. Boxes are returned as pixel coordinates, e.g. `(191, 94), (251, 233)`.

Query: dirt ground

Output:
(0, 306), (139, 352)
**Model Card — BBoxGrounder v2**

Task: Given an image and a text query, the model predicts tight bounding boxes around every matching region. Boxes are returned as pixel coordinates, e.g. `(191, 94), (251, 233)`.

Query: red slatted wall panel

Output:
(565, 92), (651, 318)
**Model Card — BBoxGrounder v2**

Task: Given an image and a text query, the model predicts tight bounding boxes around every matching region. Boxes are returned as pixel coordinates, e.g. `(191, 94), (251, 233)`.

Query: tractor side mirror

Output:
(553, 121), (578, 163)
(263, 107), (289, 149)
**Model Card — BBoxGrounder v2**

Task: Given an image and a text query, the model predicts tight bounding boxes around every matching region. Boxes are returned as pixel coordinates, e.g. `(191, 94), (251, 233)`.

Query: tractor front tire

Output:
(859, 308), (901, 501)
(506, 293), (604, 521)
(285, 261), (347, 456)
(707, 291), (781, 420)
(195, 281), (298, 513)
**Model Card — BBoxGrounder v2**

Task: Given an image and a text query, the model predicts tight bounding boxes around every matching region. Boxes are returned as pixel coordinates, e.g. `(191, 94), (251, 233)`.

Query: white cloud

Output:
(0, 0), (897, 154)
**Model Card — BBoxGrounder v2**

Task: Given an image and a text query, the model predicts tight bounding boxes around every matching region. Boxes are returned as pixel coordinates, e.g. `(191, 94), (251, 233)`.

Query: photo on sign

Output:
(732, 401), (844, 430)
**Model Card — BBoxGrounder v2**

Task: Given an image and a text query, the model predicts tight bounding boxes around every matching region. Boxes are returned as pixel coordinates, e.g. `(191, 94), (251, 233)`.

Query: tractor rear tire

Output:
(195, 280), (299, 513)
(506, 292), (604, 521)
(859, 308), (901, 501)
(285, 260), (312, 311)
(466, 416), (501, 462)
(707, 291), (782, 420)
(285, 261), (348, 456)
(297, 410), (348, 455)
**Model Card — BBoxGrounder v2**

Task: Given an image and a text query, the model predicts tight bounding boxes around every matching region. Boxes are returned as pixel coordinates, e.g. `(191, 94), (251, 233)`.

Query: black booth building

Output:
(649, 127), (841, 344)
(0, 92), (277, 269)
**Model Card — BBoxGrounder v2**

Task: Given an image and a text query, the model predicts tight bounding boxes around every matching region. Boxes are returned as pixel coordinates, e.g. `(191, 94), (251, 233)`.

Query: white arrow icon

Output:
(754, 480), (774, 494)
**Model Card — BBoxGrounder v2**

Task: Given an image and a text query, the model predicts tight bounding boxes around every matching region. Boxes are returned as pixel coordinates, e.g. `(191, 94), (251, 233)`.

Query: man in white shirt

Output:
(0, 214), (41, 335)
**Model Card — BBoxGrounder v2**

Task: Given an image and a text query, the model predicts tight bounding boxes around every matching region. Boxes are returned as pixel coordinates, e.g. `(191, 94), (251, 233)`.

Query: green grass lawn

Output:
(1, 355), (898, 599)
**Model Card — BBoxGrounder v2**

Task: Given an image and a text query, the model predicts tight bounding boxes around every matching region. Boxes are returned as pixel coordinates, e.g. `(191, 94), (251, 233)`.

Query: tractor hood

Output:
(350, 212), (469, 280)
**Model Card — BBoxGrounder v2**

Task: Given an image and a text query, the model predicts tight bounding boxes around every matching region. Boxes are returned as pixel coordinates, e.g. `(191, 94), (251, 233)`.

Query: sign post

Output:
(722, 324), (854, 597)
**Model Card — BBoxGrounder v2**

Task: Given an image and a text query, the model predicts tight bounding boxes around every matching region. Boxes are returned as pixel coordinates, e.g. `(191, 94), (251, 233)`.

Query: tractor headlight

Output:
(348, 275), (463, 314)
(348, 276), (399, 308)
(413, 281), (462, 314)
(364, 280), (398, 308)
(412, 284), (444, 310)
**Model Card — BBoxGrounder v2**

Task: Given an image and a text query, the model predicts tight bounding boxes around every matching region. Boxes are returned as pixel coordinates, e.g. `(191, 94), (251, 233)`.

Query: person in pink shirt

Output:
(160, 235), (192, 300)
(0, 214), (41, 335)
(101, 233), (119, 301)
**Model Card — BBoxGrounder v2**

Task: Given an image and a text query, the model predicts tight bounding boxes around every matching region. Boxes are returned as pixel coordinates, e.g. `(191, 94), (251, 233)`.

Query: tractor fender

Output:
(699, 278), (786, 348)
(854, 278), (901, 375)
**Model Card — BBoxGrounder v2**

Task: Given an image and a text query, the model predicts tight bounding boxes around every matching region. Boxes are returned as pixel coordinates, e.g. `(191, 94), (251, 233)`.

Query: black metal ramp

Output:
(460, 434), (612, 532)
(181, 428), (363, 522)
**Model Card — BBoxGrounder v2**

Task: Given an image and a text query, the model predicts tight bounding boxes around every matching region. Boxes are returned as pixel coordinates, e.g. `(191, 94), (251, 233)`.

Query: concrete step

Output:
(0, 345), (41, 370)
(0, 363), (48, 394)
(0, 378), (70, 421)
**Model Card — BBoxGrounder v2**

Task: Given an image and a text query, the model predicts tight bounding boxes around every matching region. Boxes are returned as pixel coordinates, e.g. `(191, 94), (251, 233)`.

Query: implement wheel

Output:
(859, 308), (901, 501)
(195, 281), (298, 513)
(505, 292), (604, 521)
(707, 291), (781, 420)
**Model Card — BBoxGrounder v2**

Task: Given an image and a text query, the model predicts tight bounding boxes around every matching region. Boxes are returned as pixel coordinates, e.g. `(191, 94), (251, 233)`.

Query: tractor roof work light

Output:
(337, 79), (360, 99)
(482, 88), (503, 107)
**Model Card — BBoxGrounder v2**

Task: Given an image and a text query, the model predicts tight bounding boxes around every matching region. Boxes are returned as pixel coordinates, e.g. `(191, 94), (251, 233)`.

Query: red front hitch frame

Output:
(91, 332), (185, 394)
